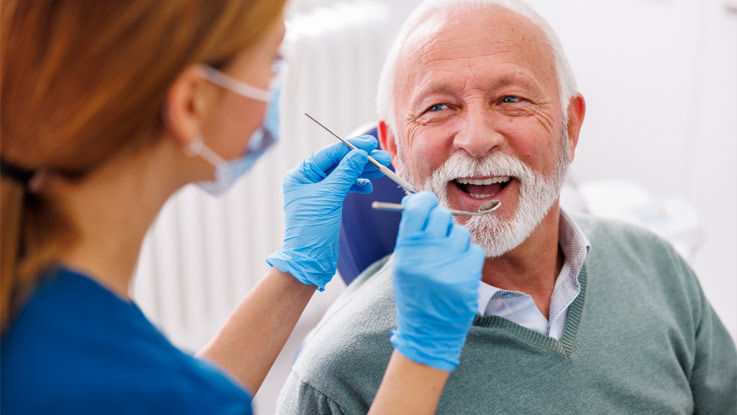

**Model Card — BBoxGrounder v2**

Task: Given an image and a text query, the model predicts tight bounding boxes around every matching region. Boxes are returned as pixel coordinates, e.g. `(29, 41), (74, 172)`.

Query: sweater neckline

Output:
(471, 262), (588, 357)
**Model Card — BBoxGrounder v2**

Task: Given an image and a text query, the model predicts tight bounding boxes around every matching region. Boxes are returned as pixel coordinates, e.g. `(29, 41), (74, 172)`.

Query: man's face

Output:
(388, 7), (573, 256)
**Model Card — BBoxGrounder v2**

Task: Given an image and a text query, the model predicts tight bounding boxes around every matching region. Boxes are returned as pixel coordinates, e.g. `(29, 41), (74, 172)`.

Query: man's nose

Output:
(452, 109), (504, 158)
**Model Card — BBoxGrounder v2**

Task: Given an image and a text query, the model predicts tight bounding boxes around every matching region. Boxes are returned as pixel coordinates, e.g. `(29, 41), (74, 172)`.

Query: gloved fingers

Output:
(291, 157), (328, 185)
(448, 223), (473, 248)
(467, 243), (486, 267)
(308, 135), (378, 176)
(359, 149), (392, 179)
(425, 205), (454, 239)
(348, 135), (381, 152)
(349, 178), (373, 194)
(398, 191), (438, 235)
(322, 149), (370, 193)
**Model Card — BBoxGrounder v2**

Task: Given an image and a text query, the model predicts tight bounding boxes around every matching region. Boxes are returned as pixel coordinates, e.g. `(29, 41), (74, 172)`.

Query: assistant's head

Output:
(376, 0), (586, 257)
(0, 0), (287, 329)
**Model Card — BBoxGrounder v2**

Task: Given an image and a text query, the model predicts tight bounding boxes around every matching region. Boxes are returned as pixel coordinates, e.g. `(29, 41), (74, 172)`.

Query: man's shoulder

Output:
(572, 213), (685, 266)
(573, 213), (669, 247)
(317, 254), (395, 332)
(572, 213), (704, 311)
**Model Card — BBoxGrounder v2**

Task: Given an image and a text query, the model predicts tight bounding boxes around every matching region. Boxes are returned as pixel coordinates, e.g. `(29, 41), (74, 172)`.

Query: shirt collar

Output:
(558, 209), (591, 265)
(477, 208), (591, 314)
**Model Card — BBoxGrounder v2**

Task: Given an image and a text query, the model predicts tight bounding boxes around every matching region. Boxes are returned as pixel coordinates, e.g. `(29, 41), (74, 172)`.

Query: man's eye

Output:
(427, 103), (448, 112)
(501, 96), (521, 104)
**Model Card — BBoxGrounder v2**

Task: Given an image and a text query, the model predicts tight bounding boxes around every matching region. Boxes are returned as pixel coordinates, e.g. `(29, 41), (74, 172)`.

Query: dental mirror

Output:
(371, 199), (500, 216)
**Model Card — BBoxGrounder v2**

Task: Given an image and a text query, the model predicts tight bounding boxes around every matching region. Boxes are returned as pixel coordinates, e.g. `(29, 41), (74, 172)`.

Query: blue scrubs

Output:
(1, 267), (252, 414)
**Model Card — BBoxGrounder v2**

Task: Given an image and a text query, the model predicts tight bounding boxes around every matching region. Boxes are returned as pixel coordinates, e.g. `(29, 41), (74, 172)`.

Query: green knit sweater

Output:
(277, 216), (737, 414)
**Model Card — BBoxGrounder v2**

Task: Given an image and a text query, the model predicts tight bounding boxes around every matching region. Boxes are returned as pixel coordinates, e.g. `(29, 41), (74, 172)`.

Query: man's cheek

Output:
(420, 154), (446, 180)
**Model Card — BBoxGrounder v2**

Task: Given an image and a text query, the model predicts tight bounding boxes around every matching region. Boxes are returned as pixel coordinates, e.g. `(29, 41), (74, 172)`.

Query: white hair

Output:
(376, 0), (578, 135)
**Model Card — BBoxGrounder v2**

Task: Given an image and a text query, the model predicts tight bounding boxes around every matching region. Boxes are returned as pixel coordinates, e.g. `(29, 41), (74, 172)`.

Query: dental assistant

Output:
(0, 1), (484, 414)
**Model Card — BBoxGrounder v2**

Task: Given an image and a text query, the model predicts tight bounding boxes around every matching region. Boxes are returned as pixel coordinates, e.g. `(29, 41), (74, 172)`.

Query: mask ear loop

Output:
(185, 135), (227, 168)
(201, 65), (271, 102)
(190, 65), (283, 168)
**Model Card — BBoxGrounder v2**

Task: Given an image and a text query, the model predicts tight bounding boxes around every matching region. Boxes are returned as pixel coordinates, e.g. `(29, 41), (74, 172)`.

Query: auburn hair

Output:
(0, 0), (286, 330)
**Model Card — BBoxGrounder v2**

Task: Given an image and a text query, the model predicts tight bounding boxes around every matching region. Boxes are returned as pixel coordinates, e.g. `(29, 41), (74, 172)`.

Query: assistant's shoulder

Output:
(280, 255), (397, 414)
(2, 333), (252, 414)
(1, 271), (251, 414)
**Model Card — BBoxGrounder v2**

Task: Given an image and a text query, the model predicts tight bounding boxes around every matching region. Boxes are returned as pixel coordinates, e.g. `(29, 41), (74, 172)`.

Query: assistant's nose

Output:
(452, 105), (504, 158)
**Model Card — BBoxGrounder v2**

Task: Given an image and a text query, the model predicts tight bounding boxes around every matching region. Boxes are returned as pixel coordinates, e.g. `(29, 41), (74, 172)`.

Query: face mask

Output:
(187, 65), (281, 196)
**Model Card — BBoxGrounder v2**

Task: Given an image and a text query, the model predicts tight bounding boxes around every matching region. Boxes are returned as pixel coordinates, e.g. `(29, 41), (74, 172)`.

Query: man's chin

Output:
(465, 215), (523, 258)
(467, 193), (561, 259)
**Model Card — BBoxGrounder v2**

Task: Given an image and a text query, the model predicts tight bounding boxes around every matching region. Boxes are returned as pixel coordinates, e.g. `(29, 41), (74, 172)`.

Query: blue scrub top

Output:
(1, 267), (252, 414)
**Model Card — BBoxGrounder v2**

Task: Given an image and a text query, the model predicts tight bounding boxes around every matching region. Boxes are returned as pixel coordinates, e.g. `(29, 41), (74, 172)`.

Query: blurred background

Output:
(130, 0), (737, 413)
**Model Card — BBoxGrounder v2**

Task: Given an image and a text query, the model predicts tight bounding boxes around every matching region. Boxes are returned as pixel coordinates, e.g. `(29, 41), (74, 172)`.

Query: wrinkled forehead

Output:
(396, 7), (558, 100)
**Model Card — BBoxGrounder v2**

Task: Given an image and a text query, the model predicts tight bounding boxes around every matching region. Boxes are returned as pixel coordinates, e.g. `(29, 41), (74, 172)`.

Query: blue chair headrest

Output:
(337, 127), (405, 285)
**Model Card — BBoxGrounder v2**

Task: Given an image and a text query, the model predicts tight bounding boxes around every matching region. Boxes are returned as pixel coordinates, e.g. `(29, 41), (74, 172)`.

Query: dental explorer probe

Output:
(304, 113), (417, 194)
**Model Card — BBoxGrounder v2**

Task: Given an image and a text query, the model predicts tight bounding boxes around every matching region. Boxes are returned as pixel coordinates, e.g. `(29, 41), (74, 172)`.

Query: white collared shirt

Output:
(477, 210), (591, 340)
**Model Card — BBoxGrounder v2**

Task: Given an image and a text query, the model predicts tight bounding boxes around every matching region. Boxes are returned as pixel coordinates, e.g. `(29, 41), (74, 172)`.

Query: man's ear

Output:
(163, 64), (212, 148)
(377, 120), (399, 167)
(565, 93), (586, 162)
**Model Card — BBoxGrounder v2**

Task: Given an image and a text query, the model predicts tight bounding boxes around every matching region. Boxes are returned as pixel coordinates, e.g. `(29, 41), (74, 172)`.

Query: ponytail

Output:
(0, 163), (77, 332)
(1, 176), (26, 330)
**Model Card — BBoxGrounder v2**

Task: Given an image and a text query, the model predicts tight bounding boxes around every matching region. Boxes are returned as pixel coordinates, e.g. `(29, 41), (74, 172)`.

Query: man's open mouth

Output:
(451, 176), (512, 199)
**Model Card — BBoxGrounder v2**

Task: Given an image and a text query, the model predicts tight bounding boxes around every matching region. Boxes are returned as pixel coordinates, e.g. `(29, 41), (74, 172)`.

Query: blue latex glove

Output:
(390, 191), (484, 372)
(266, 135), (391, 290)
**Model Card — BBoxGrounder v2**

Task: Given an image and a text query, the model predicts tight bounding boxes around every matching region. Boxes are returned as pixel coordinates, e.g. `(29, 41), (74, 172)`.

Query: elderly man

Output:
(278, 0), (737, 413)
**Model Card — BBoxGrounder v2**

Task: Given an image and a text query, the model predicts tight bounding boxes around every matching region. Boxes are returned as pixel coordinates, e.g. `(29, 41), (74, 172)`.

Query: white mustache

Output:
(422, 152), (533, 191)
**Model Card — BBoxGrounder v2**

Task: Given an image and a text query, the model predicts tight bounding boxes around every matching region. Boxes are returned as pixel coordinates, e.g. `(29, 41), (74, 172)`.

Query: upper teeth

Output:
(455, 177), (510, 185)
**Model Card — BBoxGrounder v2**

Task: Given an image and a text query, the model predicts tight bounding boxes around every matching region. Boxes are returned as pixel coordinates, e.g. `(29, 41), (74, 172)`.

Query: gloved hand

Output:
(391, 191), (484, 372)
(266, 135), (391, 290)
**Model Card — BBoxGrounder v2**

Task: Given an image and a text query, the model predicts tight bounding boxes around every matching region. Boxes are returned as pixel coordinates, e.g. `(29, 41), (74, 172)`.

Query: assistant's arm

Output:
(370, 352), (451, 414)
(197, 267), (315, 394)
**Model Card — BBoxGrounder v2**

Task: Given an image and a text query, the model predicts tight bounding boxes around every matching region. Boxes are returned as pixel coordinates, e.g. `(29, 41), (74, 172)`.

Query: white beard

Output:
(396, 134), (569, 258)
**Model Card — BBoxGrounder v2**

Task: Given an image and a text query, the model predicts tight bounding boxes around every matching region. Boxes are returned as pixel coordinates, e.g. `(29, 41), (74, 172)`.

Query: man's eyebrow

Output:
(414, 73), (543, 97)
(410, 84), (459, 108)
(488, 73), (542, 91)
(416, 82), (458, 96)
(409, 71), (546, 110)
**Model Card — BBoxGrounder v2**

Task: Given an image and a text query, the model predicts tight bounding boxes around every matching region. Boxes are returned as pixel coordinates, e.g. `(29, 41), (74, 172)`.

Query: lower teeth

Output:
(469, 193), (495, 199)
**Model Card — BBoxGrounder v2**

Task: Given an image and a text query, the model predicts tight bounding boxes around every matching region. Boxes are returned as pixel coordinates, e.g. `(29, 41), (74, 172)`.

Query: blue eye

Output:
(501, 96), (521, 103)
(427, 103), (448, 112)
